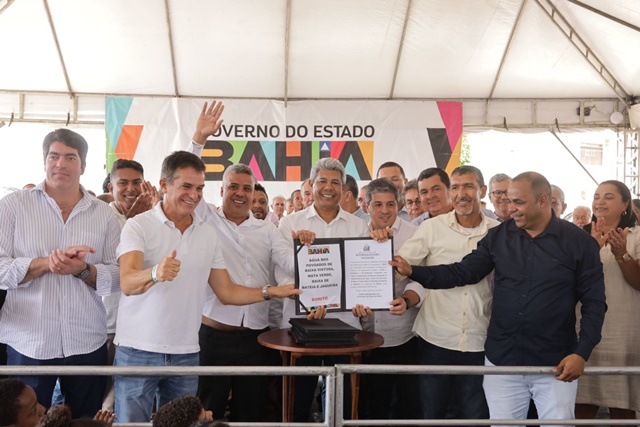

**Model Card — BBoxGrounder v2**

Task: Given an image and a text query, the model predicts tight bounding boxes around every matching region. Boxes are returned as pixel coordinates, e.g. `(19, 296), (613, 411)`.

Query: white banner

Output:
(106, 98), (462, 202)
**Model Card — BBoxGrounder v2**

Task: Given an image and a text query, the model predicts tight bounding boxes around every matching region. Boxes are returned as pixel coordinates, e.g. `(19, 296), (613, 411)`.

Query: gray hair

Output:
(401, 179), (419, 197)
(310, 158), (346, 184)
(451, 165), (485, 187)
(550, 184), (565, 203)
(222, 163), (256, 184)
(366, 178), (399, 205)
(489, 173), (512, 188)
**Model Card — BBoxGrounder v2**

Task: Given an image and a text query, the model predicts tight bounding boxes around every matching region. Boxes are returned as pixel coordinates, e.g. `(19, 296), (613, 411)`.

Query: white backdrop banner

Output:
(106, 98), (462, 200)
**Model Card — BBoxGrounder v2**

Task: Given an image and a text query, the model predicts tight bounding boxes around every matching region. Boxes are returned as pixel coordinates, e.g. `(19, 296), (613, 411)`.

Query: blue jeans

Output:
(7, 343), (107, 418)
(114, 346), (199, 422)
(418, 339), (489, 425)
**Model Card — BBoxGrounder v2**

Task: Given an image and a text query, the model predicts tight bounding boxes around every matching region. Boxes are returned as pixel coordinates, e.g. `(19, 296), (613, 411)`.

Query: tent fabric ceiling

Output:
(0, 0), (639, 103)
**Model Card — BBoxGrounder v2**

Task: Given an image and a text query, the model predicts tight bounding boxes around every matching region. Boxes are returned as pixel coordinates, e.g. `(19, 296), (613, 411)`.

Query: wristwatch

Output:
(262, 285), (272, 300)
(402, 296), (411, 308)
(74, 263), (91, 280)
(616, 253), (632, 264)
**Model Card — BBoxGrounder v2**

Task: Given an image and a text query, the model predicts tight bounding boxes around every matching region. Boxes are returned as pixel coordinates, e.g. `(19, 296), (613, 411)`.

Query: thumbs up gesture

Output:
(156, 250), (181, 282)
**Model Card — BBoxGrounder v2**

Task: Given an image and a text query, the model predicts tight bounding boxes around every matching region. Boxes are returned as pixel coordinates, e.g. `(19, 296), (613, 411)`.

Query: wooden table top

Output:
(258, 328), (384, 356)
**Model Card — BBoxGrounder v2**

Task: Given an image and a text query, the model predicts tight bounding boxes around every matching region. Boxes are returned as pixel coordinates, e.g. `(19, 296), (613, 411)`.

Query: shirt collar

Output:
(153, 202), (203, 227)
(305, 203), (349, 224)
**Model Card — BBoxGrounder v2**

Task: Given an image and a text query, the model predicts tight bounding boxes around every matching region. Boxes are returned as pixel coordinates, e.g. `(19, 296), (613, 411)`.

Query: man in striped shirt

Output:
(0, 129), (121, 417)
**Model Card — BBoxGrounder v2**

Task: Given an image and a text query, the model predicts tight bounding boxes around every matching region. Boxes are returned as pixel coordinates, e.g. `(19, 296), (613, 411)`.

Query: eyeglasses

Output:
(491, 190), (508, 198)
(405, 198), (422, 207)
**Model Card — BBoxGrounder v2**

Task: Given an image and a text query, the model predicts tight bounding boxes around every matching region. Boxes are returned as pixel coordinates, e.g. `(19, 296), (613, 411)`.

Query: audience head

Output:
(285, 197), (294, 215)
(417, 167), (452, 217)
(508, 171), (552, 236)
(109, 159), (145, 211)
(42, 129), (88, 169)
(572, 206), (591, 228)
(366, 178), (399, 230)
(632, 199), (640, 221)
(488, 173), (512, 221)
(358, 185), (369, 214)
(550, 184), (567, 218)
(101, 175), (110, 194)
(592, 180), (636, 229)
(251, 183), (269, 220)
(376, 162), (407, 195)
(402, 179), (424, 220)
(339, 174), (359, 214)
(36, 406), (107, 427)
(160, 151), (206, 218)
(450, 165), (486, 218)
(152, 396), (211, 427)
(271, 195), (286, 218)
(309, 158), (345, 211)
(220, 163), (255, 223)
(301, 179), (314, 208)
(42, 130), (88, 191)
(0, 379), (45, 427)
(291, 189), (303, 212)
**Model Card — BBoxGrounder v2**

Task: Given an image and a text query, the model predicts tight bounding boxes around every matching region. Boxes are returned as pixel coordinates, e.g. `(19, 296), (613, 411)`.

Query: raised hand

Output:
(590, 217), (607, 248)
(193, 100), (225, 145)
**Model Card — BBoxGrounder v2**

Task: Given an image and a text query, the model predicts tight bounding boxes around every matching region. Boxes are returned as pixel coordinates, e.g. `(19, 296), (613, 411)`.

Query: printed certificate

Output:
(294, 237), (394, 314)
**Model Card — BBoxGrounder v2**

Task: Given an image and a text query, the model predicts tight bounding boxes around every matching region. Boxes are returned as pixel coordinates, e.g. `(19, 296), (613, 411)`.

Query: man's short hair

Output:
(376, 161), (406, 179)
(512, 171), (551, 200)
(451, 165), (485, 187)
(290, 189), (301, 200)
(366, 178), (399, 205)
(402, 179), (419, 198)
(102, 175), (111, 193)
(344, 175), (359, 198)
(223, 163), (256, 184)
(417, 167), (450, 189)
(110, 159), (145, 182)
(254, 183), (268, 201)
(310, 158), (346, 184)
(489, 173), (512, 188)
(160, 151), (206, 184)
(42, 128), (89, 168)
(153, 396), (204, 427)
(0, 378), (26, 426)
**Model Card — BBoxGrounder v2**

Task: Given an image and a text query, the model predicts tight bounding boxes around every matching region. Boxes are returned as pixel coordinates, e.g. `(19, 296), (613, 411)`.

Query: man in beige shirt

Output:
(399, 165), (499, 424)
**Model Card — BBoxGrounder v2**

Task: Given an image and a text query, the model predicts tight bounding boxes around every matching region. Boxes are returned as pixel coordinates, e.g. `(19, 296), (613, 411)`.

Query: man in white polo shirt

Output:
(114, 151), (299, 423)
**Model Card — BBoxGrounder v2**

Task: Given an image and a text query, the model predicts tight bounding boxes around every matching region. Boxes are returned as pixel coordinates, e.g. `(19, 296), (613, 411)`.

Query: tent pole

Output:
(549, 128), (599, 185)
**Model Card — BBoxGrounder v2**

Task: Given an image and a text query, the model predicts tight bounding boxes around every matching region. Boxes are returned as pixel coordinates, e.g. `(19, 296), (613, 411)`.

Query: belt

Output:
(201, 316), (250, 331)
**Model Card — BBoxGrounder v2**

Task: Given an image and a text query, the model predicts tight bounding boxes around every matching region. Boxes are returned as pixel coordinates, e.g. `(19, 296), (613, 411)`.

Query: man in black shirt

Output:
(392, 171), (606, 425)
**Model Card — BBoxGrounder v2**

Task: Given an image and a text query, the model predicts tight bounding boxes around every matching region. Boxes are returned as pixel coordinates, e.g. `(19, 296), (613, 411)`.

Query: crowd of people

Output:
(0, 100), (638, 426)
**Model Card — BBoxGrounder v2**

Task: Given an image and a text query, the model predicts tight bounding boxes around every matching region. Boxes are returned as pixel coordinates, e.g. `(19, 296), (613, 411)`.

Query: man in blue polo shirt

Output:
(392, 171), (606, 425)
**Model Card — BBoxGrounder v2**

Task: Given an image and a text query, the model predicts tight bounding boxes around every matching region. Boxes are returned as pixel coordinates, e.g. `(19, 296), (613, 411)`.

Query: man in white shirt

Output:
(0, 129), (120, 417)
(376, 162), (410, 221)
(102, 159), (159, 410)
(278, 157), (370, 422)
(271, 195), (286, 220)
(488, 173), (512, 222)
(351, 178), (425, 421)
(339, 174), (370, 222)
(399, 165), (499, 423)
(186, 103), (311, 421)
(114, 150), (299, 422)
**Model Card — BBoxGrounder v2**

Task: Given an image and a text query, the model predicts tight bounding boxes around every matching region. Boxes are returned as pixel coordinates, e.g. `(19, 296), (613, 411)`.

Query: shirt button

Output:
(522, 294), (526, 298)
(519, 312), (523, 316)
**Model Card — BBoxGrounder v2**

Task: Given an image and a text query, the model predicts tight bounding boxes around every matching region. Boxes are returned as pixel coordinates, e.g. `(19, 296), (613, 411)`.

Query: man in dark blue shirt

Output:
(392, 171), (606, 424)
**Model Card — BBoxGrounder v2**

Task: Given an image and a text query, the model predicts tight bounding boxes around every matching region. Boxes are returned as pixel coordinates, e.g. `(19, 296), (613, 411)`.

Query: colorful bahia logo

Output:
(201, 139), (373, 182)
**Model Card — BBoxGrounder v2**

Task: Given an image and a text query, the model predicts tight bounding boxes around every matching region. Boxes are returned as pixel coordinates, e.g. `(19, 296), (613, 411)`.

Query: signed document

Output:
(294, 237), (394, 314)
(343, 238), (394, 310)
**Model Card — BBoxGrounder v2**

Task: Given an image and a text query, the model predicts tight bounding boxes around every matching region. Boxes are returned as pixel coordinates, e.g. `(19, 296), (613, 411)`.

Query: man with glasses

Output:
(402, 179), (425, 221)
(488, 173), (512, 222)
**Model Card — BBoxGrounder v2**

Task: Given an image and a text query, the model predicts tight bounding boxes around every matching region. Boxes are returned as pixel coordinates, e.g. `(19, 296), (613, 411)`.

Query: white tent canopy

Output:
(0, 0), (639, 129)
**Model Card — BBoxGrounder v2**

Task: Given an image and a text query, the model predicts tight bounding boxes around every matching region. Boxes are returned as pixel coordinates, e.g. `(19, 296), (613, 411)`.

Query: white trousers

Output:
(483, 358), (578, 427)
